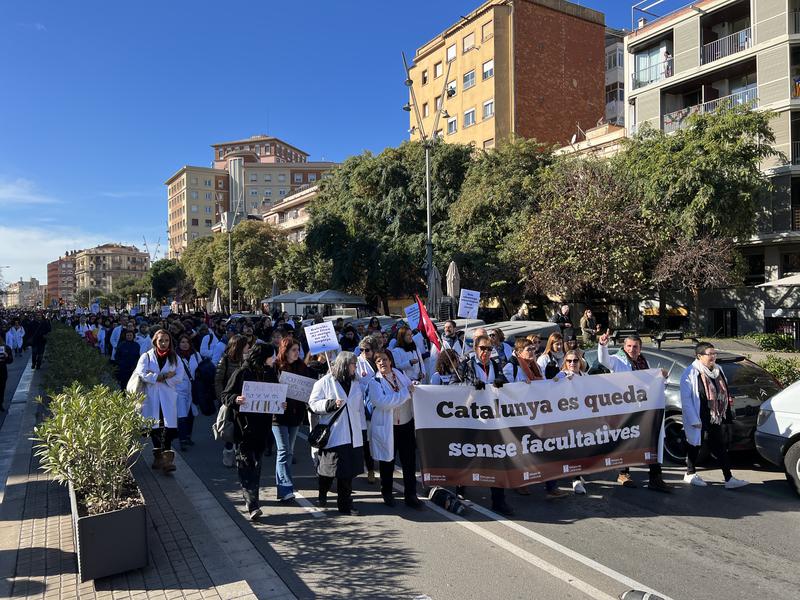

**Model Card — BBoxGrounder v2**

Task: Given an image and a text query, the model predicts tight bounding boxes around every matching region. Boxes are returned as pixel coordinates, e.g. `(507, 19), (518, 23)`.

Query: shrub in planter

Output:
(757, 354), (800, 388)
(33, 384), (153, 580)
(43, 323), (115, 394)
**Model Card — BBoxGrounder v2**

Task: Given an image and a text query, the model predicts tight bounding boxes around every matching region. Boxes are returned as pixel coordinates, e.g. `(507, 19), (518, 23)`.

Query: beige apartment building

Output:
(624, 0), (800, 337)
(408, 0), (605, 149)
(74, 244), (150, 294)
(166, 135), (335, 258)
(262, 185), (317, 243)
(4, 278), (42, 308)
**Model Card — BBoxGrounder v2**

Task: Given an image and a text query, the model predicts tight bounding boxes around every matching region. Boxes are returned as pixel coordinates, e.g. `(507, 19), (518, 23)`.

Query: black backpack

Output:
(193, 356), (217, 415)
(544, 354), (560, 380)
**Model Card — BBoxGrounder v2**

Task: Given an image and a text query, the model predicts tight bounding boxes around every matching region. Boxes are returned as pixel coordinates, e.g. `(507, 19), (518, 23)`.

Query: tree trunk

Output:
(381, 295), (390, 315)
(692, 287), (701, 335)
(658, 287), (667, 331)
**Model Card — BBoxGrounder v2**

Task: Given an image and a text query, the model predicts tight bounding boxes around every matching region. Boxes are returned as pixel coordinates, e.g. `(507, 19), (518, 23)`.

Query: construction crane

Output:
(142, 236), (161, 262)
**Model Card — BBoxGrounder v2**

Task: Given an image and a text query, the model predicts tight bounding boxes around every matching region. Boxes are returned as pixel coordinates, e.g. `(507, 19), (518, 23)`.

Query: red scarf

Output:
(155, 347), (170, 359)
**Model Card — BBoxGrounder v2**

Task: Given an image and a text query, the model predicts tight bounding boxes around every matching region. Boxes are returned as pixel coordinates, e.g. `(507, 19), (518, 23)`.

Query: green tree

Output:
(272, 241), (332, 292)
(75, 287), (105, 307)
(224, 220), (287, 305)
(148, 259), (186, 302)
(112, 276), (149, 306)
(181, 236), (217, 298)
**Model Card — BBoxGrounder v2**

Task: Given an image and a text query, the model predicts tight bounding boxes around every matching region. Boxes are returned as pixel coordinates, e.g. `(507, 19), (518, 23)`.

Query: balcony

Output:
(632, 58), (673, 90)
(662, 87), (758, 133)
(794, 10), (800, 34)
(701, 27), (752, 65)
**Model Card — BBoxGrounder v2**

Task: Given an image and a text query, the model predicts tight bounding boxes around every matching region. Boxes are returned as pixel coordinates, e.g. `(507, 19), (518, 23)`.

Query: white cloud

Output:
(16, 22), (47, 32)
(0, 178), (60, 206)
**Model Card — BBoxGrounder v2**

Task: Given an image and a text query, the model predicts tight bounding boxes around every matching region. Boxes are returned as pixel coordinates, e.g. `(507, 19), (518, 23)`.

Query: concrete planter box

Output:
(68, 480), (148, 582)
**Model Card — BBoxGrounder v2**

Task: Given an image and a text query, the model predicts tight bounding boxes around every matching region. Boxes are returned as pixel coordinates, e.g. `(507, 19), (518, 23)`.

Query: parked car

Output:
(583, 344), (782, 464)
(756, 380), (800, 496)
(460, 321), (560, 353)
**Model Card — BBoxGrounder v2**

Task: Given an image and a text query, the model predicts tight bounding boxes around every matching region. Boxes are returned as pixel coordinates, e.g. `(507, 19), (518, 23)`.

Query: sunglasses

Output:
(478, 345), (493, 351)
(565, 359), (580, 364)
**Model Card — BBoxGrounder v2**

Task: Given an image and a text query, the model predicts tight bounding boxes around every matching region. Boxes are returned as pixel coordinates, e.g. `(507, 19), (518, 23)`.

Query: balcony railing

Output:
(632, 58), (674, 89)
(793, 10), (800, 34)
(663, 87), (758, 134)
(793, 141), (800, 165)
(701, 27), (753, 65)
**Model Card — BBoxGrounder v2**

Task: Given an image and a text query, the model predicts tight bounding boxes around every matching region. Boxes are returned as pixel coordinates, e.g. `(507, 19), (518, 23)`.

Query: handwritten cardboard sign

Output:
(278, 371), (317, 403)
(305, 321), (341, 355)
(240, 381), (288, 414)
(457, 289), (480, 320)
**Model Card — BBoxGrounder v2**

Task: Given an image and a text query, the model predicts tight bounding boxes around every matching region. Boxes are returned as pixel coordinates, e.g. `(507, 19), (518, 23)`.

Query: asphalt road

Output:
(174, 412), (800, 600)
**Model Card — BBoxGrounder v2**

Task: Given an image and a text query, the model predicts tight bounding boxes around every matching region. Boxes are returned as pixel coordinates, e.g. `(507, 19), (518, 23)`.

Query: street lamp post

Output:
(402, 53), (452, 303)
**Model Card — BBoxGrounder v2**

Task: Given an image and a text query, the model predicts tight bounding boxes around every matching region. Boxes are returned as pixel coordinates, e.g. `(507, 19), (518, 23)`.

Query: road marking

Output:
(293, 491), (326, 519)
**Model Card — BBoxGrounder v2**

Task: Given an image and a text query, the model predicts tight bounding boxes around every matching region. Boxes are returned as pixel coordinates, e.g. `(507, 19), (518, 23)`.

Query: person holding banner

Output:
(597, 331), (670, 493)
(489, 328), (514, 367)
(503, 338), (543, 383)
(368, 351), (422, 509)
(554, 350), (592, 496)
(431, 349), (461, 385)
(456, 334), (515, 516)
(392, 326), (426, 383)
(537, 333), (565, 380)
(309, 352), (366, 515)
(273, 338), (314, 501)
(222, 343), (282, 520)
(679, 342), (749, 489)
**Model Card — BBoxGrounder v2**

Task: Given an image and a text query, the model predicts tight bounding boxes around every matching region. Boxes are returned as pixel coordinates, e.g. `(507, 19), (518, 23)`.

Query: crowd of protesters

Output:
(0, 300), (750, 521)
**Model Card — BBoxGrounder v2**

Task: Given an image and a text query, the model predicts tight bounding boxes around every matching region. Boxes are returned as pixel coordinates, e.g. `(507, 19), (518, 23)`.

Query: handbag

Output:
(212, 403), (235, 443)
(126, 370), (145, 395)
(308, 404), (347, 449)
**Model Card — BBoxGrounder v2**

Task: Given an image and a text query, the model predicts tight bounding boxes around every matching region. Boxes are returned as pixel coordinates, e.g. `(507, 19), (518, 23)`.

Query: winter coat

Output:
(221, 365), (277, 444)
(367, 368), (413, 462)
(308, 375), (365, 450)
(215, 355), (242, 400)
(459, 356), (508, 387)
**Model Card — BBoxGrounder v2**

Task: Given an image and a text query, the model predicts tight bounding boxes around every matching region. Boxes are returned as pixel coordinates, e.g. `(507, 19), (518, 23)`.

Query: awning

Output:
(757, 274), (800, 287)
(263, 290), (310, 303)
(642, 307), (689, 317)
(296, 289), (368, 306)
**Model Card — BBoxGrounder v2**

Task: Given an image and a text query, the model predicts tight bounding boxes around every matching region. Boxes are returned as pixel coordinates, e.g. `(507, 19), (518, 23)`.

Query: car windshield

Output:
(718, 358), (782, 399)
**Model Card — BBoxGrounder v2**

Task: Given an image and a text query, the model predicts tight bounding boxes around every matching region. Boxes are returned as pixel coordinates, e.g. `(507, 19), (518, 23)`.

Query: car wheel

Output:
(783, 441), (800, 497)
(664, 412), (688, 465)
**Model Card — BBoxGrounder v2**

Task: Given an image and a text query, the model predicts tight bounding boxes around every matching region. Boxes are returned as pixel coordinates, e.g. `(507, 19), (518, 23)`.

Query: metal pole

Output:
(425, 143), (433, 298)
(227, 229), (233, 315)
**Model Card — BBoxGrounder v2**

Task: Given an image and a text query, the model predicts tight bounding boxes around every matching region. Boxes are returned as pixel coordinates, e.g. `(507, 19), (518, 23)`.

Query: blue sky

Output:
(0, 0), (687, 283)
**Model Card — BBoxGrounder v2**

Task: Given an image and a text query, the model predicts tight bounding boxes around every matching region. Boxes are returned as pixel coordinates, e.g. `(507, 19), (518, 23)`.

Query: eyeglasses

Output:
(565, 359), (580, 364)
(478, 345), (493, 351)
(702, 351), (717, 357)
(523, 347), (537, 353)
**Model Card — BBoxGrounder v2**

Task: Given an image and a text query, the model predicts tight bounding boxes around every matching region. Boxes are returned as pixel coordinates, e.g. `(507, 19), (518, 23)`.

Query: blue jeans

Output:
(272, 424), (299, 498)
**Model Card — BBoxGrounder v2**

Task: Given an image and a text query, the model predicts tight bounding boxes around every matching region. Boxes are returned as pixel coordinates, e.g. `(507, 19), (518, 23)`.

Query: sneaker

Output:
(222, 448), (235, 468)
(367, 470), (376, 484)
(279, 492), (295, 502)
(725, 477), (750, 490)
(572, 480), (587, 495)
(683, 473), (707, 487)
(249, 508), (262, 521)
(617, 473), (637, 488)
(546, 488), (569, 500)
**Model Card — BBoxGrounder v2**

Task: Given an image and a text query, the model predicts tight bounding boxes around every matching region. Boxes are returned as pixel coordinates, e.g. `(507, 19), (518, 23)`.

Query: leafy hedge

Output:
(42, 322), (114, 394)
(757, 354), (800, 387)
(745, 333), (796, 352)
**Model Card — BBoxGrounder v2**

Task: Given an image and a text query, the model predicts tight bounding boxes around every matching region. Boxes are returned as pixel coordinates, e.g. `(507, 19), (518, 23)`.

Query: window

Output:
(249, 174), (257, 182)
(447, 117), (457, 135)
(446, 80), (456, 97)
(446, 44), (456, 62)
(464, 108), (476, 128)
(205, 192), (212, 200)
(264, 175), (272, 182)
(463, 70), (476, 91)
(784, 252), (800, 275)
(204, 179), (212, 187)
(745, 254), (765, 285)
(190, 204), (198, 212)
(280, 189), (287, 196)
(190, 176), (198, 185)
(205, 219), (212, 227)
(294, 173), (303, 183)
(435, 95), (442, 111)
(205, 206), (212, 214)
(483, 138), (495, 149)
(463, 32), (475, 53)
(265, 143), (271, 154)
(483, 98), (494, 119)
(191, 218), (199, 226)
(422, 69), (428, 85)
(265, 189), (272, 196)
(190, 191), (198, 200)
(217, 179), (224, 188)
(278, 174), (286, 182)
(606, 82), (624, 104)
(434, 62), (443, 78)
(482, 21), (493, 41)
(308, 173), (317, 182)
(482, 59), (494, 80)
(423, 102), (429, 117)
(250, 189), (258, 196)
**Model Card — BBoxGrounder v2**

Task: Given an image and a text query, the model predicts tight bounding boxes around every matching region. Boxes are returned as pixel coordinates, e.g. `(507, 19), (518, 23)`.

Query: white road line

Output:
(293, 491), (326, 519)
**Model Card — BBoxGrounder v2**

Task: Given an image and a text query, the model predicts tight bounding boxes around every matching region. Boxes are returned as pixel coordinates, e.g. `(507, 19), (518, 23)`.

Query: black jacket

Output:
(459, 356), (508, 388)
(221, 365), (277, 443)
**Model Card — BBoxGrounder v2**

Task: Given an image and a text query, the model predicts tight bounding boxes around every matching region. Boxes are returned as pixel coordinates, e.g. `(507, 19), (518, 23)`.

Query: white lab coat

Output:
(134, 349), (185, 428)
(680, 362), (724, 447)
(176, 353), (200, 418)
(392, 346), (426, 383)
(136, 334), (152, 356)
(200, 333), (218, 360)
(211, 339), (227, 365)
(597, 343), (632, 372)
(367, 369), (413, 462)
(308, 375), (364, 450)
(6, 326), (24, 350)
(75, 323), (94, 336)
(110, 325), (124, 359)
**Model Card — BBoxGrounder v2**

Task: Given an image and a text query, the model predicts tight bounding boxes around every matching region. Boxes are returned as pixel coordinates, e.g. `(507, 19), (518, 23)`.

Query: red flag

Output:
(415, 295), (441, 351)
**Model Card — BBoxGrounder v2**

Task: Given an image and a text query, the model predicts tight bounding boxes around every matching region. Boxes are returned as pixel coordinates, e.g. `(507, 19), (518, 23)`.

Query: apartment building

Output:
(166, 135), (335, 258)
(4, 278), (42, 308)
(262, 185), (317, 243)
(625, 0), (800, 336)
(408, 0), (605, 149)
(74, 244), (150, 294)
(46, 251), (79, 304)
(605, 28), (626, 126)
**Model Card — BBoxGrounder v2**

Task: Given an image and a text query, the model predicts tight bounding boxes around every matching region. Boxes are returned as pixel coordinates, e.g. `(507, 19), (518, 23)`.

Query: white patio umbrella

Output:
(427, 265), (443, 315)
(446, 261), (461, 298)
(211, 288), (223, 313)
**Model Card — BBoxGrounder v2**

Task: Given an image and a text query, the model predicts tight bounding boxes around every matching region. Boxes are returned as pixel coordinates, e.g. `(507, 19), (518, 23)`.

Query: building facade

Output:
(166, 135), (335, 258)
(5, 278), (42, 308)
(605, 28), (626, 126)
(74, 244), (150, 294)
(262, 185), (317, 242)
(46, 251), (79, 305)
(408, 0), (605, 149)
(624, 0), (800, 336)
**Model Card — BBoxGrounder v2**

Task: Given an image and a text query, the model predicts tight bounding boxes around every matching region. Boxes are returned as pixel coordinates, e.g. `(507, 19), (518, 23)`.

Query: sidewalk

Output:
(0, 360), (298, 600)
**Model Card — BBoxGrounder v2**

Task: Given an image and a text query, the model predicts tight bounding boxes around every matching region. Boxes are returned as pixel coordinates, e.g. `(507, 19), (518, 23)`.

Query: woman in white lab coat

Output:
(175, 334), (201, 451)
(308, 351), (366, 515)
(133, 329), (184, 475)
(391, 325), (426, 383)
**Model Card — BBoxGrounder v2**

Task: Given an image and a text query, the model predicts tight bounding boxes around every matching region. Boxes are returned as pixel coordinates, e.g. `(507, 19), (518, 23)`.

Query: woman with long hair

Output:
(553, 349), (589, 496)
(537, 332), (565, 379)
(309, 352), (366, 515)
(430, 349), (461, 385)
(391, 325), (426, 383)
(175, 334), (201, 451)
(222, 343), (283, 520)
(272, 337), (314, 501)
(133, 329), (184, 475)
(215, 334), (251, 467)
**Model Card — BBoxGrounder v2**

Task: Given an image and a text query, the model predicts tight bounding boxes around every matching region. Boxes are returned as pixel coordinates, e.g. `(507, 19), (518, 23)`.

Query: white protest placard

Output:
(305, 321), (340, 355)
(278, 371), (317, 403)
(458, 289), (480, 319)
(240, 381), (288, 414)
(404, 303), (421, 330)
